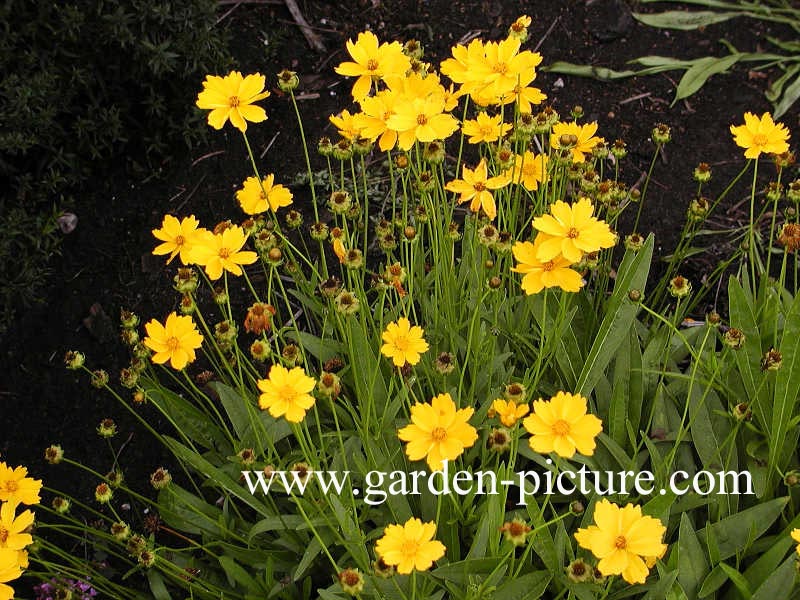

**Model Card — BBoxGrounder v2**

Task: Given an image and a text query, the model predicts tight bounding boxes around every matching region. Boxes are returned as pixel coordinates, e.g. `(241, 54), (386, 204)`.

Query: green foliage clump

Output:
(0, 0), (231, 332)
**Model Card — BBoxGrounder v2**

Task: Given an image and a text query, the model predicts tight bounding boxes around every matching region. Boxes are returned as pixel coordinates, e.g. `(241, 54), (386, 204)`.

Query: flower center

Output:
(166, 336), (180, 351)
(551, 419), (570, 436)
(493, 62), (509, 74)
(401, 540), (420, 556)
(416, 114), (428, 126)
(4, 481), (18, 493)
(393, 335), (410, 351)
(431, 427), (448, 442)
(0, 526), (7, 544)
(175, 235), (185, 246)
(280, 386), (299, 403)
(473, 182), (487, 192)
(218, 247), (231, 259)
(479, 125), (493, 136)
(542, 260), (555, 272)
(566, 227), (579, 239)
(753, 133), (769, 146)
(366, 59), (379, 72)
(228, 96), (240, 108)
(614, 535), (627, 549)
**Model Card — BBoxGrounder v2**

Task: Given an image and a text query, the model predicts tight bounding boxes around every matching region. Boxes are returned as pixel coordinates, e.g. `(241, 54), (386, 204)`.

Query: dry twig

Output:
(284, 0), (326, 53)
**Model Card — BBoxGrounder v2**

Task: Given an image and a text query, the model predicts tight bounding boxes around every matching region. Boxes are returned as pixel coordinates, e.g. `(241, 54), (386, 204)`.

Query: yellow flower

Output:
(354, 90), (399, 151)
(511, 236), (583, 295)
(532, 197), (616, 263)
(385, 95), (459, 151)
(380, 317), (429, 367)
(792, 529), (800, 555)
(398, 392), (478, 470)
(236, 175), (293, 215)
(522, 391), (602, 457)
(375, 517), (446, 574)
(143, 312), (203, 370)
(196, 71), (270, 132)
(461, 112), (511, 144)
(329, 109), (364, 141)
(0, 548), (23, 600)
(0, 464), (41, 506)
(503, 151), (548, 191)
(190, 225), (258, 280)
(489, 399), (529, 427)
(445, 158), (510, 220)
(472, 37), (543, 101)
(332, 238), (347, 263)
(550, 121), (604, 163)
(335, 31), (411, 100)
(0, 501), (34, 551)
(257, 364), (316, 423)
(730, 112), (790, 159)
(575, 500), (668, 584)
(151, 215), (208, 265)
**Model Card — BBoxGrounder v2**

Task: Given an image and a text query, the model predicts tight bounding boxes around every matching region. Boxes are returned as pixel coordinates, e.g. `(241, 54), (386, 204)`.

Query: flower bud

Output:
(652, 123), (671, 145)
(150, 467), (172, 490)
(277, 69), (299, 92)
(761, 347), (782, 371)
(668, 275), (691, 298)
(723, 328), (745, 349)
(44, 445), (64, 464)
(338, 568), (365, 596)
(64, 350), (85, 370)
(499, 518), (531, 546)
(693, 162), (712, 183)
(434, 352), (455, 375)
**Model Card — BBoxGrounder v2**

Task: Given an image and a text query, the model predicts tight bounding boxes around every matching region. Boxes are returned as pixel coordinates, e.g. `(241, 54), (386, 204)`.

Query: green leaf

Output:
(774, 70), (800, 118)
(728, 277), (766, 430)
(742, 535), (795, 592)
(146, 571), (171, 600)
(288, 330), (345, 364)
(544, 61), (636, 79)
(769, 292), (800, 483)
(219, 555), (264, 593)
(431, 558), (505, 584)
(577, 235), (653, 397)
(293, 536), (322, 581)
(750, 555), (797, 599)
(143, 380), (227, 450)
(672, 54), (741, 103)
(698, 498), (788, 560)
(633, 10), (743, 30)
(698, 565), (729, 598)
(765, 63), (800, 103)
(210, 381), (251, 440)
(678, 513), (709, 599)
(719, 563), (752, 598)
(157, 484), (224, 537)
(609, 327), (643, 449)
(493, 571), (552, 600)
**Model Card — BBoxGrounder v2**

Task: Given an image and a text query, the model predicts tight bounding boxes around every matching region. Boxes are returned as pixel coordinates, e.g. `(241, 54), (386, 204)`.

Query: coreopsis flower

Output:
(445, 158), (511, 220)
(0, 548), (23, 600)
(509, 15), (532, 40)
(329, 109), (364, 141)
(380, 317), (429, 367)
(440, 39), (486, 91)
(335, 31), (411, 100)
(190, 225), (258, 280)
(489, 398), (529, 427)
(574, 500), (668, 584)
(497, 68), (547, 113)
(532, 197), (616, 263)
(0, 501), (34, 551)
(196, 71), (270, 132)
(550, 121), (604, 163)
(385, 94), (459, 151)
(461, 112), (511, 144)
(503, 151), (549, 191)
(244, 302), (276, 335)
(354, 90), (399, 151)
(730, 112), (790, 158)
(522, 391), (602, 458)
(151, 215), (208, 265)
(511, 237), (583, 295)
(0, 463), (41, 506)
(257, 364), (316, 423)
(375, 518), (446, 574)
(143, 312), (203, 370)
(236, 175), (293, 215)
(471, 37), (543, 101)
(398, 392), (478, 470)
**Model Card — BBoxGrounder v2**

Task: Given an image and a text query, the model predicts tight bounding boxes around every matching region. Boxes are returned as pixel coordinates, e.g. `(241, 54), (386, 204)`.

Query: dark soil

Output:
(2, 0), (798, 548)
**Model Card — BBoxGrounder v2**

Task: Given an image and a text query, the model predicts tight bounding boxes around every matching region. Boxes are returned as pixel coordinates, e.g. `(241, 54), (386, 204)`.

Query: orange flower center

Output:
(4, 481), (18, 493)
(614, 535), (627, 549)
(551, 419), (571, 436)
(280, 386), (299, 404)
(166, 336), (180, 351)
(416, 114), (428, 126)
(431, 427), (448, 442)
(218, 247), (231, 259)
(228, 96), (240, 108)
(0, 526), (7, 544)
(473, 182), (487, 192)
(366, 59), (379, 72)
(493, 62), (509, 74)
(567, 227), (579, 239)
(175, 235), (185, 246)
(542, 260), (555, 272)
(401, 540), (420, 556)
(753, 133), (769, 146)
(392, 335), (410, 351)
